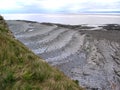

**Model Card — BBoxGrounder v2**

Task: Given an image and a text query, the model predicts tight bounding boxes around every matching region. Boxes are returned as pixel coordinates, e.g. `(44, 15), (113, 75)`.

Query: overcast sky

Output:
(0, 0), (120, 14)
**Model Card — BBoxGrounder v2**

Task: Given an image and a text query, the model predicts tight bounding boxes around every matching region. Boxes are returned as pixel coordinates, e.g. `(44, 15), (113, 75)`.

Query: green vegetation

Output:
(0, 15), (84, 90)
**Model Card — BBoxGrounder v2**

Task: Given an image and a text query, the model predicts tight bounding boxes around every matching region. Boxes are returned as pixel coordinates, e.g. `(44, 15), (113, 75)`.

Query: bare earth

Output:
(7, 20), (120, 90)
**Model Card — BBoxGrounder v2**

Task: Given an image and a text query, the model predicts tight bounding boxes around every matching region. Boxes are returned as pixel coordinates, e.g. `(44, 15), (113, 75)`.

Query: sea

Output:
(1, 13), (120, 25)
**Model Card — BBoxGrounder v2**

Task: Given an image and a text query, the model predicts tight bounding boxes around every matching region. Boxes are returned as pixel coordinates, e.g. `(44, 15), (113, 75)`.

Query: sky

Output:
(0, 0), (120, 14)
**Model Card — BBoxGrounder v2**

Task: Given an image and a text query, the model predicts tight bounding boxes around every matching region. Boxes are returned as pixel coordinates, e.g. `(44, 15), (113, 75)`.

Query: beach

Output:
(7, 19), (120, 90)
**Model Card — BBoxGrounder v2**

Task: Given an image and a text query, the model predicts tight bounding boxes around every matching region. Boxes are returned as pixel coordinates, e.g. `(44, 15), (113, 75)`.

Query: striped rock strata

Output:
(7, 20), (120, 90)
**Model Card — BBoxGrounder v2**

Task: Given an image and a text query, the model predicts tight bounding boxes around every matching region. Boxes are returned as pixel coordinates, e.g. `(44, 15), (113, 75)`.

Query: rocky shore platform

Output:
(7, 20), (120, 90)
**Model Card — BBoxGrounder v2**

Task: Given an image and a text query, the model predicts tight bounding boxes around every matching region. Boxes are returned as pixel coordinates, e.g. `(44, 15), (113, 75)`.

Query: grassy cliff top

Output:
(0, 15), (84, 90)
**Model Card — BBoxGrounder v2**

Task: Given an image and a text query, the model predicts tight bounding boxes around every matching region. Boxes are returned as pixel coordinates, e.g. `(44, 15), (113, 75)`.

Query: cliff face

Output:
(7, 20), (120, 90)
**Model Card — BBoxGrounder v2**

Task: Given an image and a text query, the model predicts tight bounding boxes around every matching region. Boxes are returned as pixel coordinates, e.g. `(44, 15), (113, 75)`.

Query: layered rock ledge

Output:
(7, 20), (120, 90)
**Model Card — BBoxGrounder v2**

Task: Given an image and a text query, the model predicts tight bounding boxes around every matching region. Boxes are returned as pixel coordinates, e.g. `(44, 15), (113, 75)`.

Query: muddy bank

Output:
(7, 20), (120, 90)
